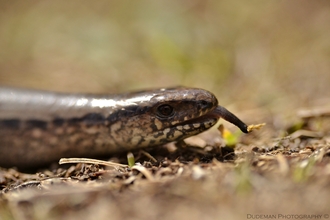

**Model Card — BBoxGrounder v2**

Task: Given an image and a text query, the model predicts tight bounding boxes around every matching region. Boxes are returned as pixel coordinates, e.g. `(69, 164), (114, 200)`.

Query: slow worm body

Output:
(0, 86), (248, 169)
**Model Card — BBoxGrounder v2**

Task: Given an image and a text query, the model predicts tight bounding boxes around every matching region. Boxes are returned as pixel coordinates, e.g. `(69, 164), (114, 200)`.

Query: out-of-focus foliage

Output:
(0, 0), (329, 117)
(219, 124), (242, 147)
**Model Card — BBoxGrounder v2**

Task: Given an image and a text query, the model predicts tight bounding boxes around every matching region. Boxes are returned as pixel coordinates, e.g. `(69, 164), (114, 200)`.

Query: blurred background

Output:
(0, 0), (330, 127)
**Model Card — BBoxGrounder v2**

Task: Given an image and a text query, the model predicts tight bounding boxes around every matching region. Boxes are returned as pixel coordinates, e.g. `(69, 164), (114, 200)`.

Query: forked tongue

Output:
(214, 106), (249, 133)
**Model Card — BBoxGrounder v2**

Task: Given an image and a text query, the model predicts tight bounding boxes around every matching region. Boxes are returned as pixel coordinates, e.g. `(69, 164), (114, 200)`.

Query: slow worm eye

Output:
(156, 104), (174, 118)
(199, 100), (209, 108)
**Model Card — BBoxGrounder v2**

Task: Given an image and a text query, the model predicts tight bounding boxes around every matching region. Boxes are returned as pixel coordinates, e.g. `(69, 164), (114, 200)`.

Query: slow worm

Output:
(0, 86), (248, 169)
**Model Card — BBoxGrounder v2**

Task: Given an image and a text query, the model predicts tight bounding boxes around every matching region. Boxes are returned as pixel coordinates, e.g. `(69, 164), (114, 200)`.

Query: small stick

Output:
(59, 158), (128, 168)
(140, 150), (158, 163)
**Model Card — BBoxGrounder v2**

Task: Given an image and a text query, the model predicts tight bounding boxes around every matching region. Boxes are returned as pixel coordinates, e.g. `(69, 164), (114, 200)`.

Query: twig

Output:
(59, 158), (128, 168)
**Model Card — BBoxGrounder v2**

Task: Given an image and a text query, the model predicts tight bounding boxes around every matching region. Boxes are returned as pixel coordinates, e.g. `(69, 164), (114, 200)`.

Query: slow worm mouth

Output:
(185, 106), (249, 133)
(175, 110), (219, 130)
